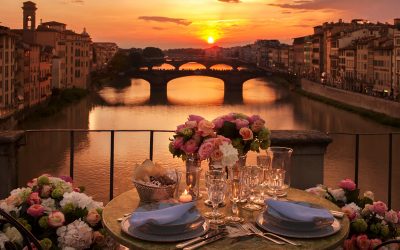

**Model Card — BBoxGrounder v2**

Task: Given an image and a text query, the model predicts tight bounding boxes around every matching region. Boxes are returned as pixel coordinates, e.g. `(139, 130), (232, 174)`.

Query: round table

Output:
(102, 188), (349, 250)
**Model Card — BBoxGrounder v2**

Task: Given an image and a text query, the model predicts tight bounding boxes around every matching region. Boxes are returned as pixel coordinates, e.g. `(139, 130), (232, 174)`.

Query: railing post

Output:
(149, 130), (154, 161)
(354, 134), (360, 186)
(110, 130), (115, 200)
(70, 131), (74, 179)
(388, 133), (392, 209)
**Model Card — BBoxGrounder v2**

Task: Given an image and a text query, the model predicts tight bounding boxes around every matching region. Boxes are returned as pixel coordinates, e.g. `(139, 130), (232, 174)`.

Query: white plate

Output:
(256, 213), (341, 239)
(121, 217), (210, 242)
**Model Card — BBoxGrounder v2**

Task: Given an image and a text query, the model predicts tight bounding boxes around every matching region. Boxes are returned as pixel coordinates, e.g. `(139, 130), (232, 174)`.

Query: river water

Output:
(17, 63), (400, 208)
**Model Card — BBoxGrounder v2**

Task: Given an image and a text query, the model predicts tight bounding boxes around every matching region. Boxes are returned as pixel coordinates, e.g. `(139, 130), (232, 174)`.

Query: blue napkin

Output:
(130, 202), (196, 227)
(266, 200), (333, 223)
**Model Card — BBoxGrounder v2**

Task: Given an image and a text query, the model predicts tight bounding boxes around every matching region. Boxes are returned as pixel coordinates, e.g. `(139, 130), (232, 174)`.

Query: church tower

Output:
(22, 1), (37, 42)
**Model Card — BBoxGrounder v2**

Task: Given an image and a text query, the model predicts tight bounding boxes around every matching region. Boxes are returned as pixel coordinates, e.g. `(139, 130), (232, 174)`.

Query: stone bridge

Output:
(128, 69), (270, 104)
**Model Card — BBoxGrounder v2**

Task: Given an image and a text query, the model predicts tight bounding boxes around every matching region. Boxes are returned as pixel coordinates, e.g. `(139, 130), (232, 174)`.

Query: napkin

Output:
(130, 202), (196, 227)
(266, 199), (334, 223)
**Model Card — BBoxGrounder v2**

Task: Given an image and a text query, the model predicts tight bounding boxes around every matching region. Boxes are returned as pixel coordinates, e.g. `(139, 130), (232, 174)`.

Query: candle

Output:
(179, 189), (192, 203)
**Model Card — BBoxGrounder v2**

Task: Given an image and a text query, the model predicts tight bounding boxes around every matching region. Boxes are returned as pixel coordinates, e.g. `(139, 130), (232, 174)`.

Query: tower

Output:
(22, 1), (37, 42)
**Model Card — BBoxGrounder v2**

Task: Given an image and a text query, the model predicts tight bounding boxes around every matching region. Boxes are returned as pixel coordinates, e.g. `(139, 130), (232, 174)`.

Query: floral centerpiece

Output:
(307, 179), (400, 250)
(212, 113), (270, 155)
(0, 174), (117, 250)
(198, 136), (239, 168)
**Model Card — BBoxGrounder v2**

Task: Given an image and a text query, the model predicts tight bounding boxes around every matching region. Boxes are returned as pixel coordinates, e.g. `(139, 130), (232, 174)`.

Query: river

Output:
(17, 63), (400, 208)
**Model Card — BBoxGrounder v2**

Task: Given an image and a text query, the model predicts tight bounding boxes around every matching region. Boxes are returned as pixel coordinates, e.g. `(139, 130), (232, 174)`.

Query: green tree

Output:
(142, 47), (164, 59)
(108, 51), (130, 72)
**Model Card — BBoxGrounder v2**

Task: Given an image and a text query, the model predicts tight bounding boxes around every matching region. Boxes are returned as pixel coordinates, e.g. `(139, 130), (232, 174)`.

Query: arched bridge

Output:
(148, 58), (256, 71)
(128, 69), (270, 104)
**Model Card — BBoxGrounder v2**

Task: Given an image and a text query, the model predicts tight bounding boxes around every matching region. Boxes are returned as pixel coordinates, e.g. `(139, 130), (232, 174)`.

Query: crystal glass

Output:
(267, 147), (293, 197)
(253, 154), (271, 205)
(185, 168), (202, 199)
(242, 165), (262, 211)
(204, 170), (225, 219)
(207, 178), (227, 225)
(225, 165), (245, 223)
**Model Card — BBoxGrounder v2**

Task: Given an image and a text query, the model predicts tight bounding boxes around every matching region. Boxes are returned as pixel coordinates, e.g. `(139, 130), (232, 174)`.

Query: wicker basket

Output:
(133, 181), (177, 202)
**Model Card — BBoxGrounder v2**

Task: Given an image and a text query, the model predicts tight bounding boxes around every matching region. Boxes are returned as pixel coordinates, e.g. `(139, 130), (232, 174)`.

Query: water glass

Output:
(242, 165), (262, 211)
(207, 178), (227, 225)
(225, 165), (245, 223)
(185, 168), (202, 199)
(253, 154), (271, 205)
(204, 170), (225, 219)
(267, 147), (293, 197)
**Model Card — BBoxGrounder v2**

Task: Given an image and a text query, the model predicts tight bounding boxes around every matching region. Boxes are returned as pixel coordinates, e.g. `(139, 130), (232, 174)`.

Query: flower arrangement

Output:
(198, 136), (239, 167)
(169, 115), (216, 160)
(307, 179), (400, 250)
(0, 175), (117, 250)
(212, 113), (271, 155)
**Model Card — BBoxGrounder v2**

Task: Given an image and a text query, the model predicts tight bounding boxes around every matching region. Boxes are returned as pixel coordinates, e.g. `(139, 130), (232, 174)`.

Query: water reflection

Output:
(98, 79), (150, 105)
(153, 63), (175, 70)
(210, 64), (233, 71)
(167, 76), (224, 105)
(179, 62), (206, 70)
(243, 78), (287, 104)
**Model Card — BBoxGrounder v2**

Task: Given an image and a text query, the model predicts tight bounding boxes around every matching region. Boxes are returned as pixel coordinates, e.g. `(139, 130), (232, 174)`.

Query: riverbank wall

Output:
(301, 79), (400, 122)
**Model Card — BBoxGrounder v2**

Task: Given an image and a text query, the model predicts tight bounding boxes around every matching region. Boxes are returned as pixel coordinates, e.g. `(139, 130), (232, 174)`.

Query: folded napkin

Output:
(130, 202), (196, 227)
(266, 199), (334, 223)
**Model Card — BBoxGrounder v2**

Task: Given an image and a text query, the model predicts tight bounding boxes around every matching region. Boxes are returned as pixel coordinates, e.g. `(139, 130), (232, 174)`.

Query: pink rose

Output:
(198, 119), (215, 137)
(251, 119), (265, 133)
(235, 119), (249, 130)
(222, 114), (235, 122)
(217, 135), (231, 144)
(60, 176), (73, 183)
(182, 139), (198, 154)
(188, 114), (204, 123)
(173, 137), (184, 149)
(185, 120), (197, 129)
(343, 239), (356, 250)
(248, 115), (263, 123)
(339, 179), (356, 191)
(93, 231), (105, 244)
(369, 239), (382, 249)
(385, 210), (398, 224)
(40, 185), (52, 198)
(372, 201), (388, 215)
(239, 127), (253, 141)
(5, 195), (23, 206)
(341, 206), (357, 221)
(27, 204), (45, 217)
(27, 178), (38, 188)
(198, 141), (214, 160)
(193, 131), (203, 144)
(211, 149), (223, 162)
(48, 211), (65, 227)
(86, 209), (101, 226)
(73, 187), (82, 193)
(356, 235), (370, 250)
(176, 124), (186, 132)
(27, 192), (41, 205)
(212, 117), (225, 129)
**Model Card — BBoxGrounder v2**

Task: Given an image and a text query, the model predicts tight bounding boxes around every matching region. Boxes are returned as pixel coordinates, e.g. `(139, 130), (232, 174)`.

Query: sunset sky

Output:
(1, 0), (400, 49)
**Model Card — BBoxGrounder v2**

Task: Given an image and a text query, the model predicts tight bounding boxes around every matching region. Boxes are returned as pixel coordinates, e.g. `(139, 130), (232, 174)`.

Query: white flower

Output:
(4, 227), (23, 246)
(306, 185), (327, 198)
(329, 188), (346, 202)
(219, 142), (239, 167)
(60, 192), (103, 210)
(56, 220), (93, 250)
(363, 191), (374, 201)
(0, 201), (20, 216)
(49, 177), (73, 193)
(10, 187), (32, 204)
(0, 232), (10, 249)
(41, 198), (56, 214)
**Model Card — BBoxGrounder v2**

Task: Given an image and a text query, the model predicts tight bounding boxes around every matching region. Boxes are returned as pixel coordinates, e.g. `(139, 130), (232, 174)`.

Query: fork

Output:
(242, 223), (285, 245)
(244, 223), (301, 246)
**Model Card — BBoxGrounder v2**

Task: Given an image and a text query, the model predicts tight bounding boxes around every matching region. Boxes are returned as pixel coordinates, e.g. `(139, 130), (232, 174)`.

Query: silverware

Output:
(264, 232), (301, 246)
(176, 230), (223, 249)
(242, 223), (285, 245)
(183, 233), (227, 250)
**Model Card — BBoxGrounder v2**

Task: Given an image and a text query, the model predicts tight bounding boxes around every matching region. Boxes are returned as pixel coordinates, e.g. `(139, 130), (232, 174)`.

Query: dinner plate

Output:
(256, 213), (341, 239)
(121, 217), (210, 242)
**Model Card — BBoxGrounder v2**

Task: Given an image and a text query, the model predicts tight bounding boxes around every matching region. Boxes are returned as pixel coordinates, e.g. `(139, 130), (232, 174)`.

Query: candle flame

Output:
(183, 189), (188, 195)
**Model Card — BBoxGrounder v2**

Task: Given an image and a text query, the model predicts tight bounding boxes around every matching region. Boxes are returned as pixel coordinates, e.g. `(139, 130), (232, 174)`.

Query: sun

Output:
(207, 36), (215, 44)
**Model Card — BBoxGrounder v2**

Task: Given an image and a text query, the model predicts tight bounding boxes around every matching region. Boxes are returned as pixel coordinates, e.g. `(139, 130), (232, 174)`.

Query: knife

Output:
(183, 233), (227, 250)
(176, 230), (223, 249)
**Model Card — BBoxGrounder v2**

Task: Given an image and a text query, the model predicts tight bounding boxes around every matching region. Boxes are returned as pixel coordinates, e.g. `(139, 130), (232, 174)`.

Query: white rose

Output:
(363, 191), (374, 201)
(4, 227), (23, 246)
(0, 232), (10, 249)
(329, 188), (346, 202)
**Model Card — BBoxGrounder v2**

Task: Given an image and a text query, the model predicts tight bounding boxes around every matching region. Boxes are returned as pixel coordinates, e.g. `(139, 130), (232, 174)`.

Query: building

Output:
(393, 19), (400, 98)
(92, 42), (118, 71)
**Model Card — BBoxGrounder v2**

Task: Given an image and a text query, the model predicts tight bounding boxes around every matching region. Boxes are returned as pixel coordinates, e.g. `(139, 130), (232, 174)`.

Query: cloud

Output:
(268, 0), (400, 11)
(218, 0), (241, 3)
(60, 0), (84, 4)
(138, 16), (191, 26)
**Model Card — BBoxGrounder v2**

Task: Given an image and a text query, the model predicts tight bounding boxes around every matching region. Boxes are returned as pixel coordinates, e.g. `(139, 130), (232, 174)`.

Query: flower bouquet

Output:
(212, 113), (270, 155)
(0, 175), (117, 250)
(307, 179), (400, 250)
(198, 136), (239, 168)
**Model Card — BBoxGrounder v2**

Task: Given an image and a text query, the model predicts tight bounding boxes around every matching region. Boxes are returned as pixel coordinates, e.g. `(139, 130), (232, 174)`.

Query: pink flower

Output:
(27, 192), (41, 205)
(48, 211), (65, 227)
(235, 119), (249, 130)
(59, 176), (73, 183)
(385, 210), (398, 224)
(212, 117), (225, 129)
(369, 239), (382, 249)
(188, 115), (204, 123)
(176, 124), (186, 132)
(248, 115), (263, 123)
(343, 239), (356, 250)
(73, 187), (82, 193)
(40, 185), (52, 198)
(251, 119), (265, 133)
(342, 206), (357, 221)
(239, 127), (253, 141)
(27, 178), (38, 188)
(211, 149), (223, 162)
(338, 179), (356, 191)
(185, 120), (197, 129)
(222, 114), (235, 122)
(27, 204), (45, 217)
(182, 139), (198, 154)
(173, 137), (184, 149)
(5, 195), (23, 206)
(198, 141), (214, 160)
(356, 235), (370, 250)
(372, 201), (388, 215)
(86, 209), (101, 226)
(217, 135), (231, 144)
(93, 231), (105, 244)
(198, 120), (215, 137)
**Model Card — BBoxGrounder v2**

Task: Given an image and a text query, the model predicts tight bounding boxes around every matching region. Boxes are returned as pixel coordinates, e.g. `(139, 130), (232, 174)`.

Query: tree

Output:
(108, 51), (130, 72)
(142, 47), (164, 59)
(129, 50), (143, 69)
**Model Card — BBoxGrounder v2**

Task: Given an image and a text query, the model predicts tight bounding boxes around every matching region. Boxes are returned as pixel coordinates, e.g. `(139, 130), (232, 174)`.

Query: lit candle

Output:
(179, 189), (192, 203)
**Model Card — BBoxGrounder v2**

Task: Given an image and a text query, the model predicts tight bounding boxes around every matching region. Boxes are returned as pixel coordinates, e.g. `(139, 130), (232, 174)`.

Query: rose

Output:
(356, 235), (370, 250)
(248, 115), (264, 123)
(212, 117), (224, 129)
(4, 227), (23, 246)
(306, 185), (327, 198)
(384, 210), (398, 224)
(251, 119), (265, 133)
(59, 176), (73, 183)
(27, 204), (45, 217)
(198, 119), (215, 137)
(188, 114), (204, 123)
(40, 185), (52, 198)
(363, 191), (374, 201)
(198, 141), (214, 160)
(234, 119), (249, 130)
(182, 139), (198, 154)
(361, 204), (373, 216)
(173, 137), (184, 149)
(27, 178), (38, 188)
(239, 127), (253, 141)
(372, 201), (388, 215)
(93, 231), (105, 244)
(343, 238), (356, 250)
(86, 209), (101, 226)
(342, 206), (357, 221)
(329, 188), (346, 202)
(185, 120), (197, 129)
(5, 195), (23, 206)
(211, 149), (223, 162)
(369, 239), (382, 249)
(176, 124), (185, 132)
(48, 211), (65, 227)
(338, 179), (356, 191)
(222, 113), (235, 122)
(27, 192), (41, 205)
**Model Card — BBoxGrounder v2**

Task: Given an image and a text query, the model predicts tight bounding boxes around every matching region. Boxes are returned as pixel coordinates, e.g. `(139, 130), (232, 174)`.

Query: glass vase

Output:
(185, 154), (202, 199)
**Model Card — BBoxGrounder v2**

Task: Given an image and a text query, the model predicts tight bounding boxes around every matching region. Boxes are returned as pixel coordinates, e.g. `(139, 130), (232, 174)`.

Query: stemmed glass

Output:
(207, 178), (227, 225)
(253, 155), (271, 205)
(225, 165), (244, 223)
(242, 165), (262, 211)
(267, 168), (286, 200)
(204, 170), (225, 219)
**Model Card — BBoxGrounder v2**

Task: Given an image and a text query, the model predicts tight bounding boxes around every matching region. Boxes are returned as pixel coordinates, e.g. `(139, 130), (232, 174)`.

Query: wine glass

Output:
(242, 165), (262, 211)
(204, 170), (225, 219)
(267, 168), (286, 200)
(225, 165), (244, 223)
(207, 178), (227, 225)
(253, 155), (271, 205)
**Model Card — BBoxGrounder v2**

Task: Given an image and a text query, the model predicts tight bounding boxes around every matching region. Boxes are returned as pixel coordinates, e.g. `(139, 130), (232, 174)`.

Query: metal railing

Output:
(25, 130), (399, 208)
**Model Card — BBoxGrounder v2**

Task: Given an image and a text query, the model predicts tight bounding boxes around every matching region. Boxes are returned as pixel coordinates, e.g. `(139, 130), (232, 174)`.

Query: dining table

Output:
(102, 188), (350, 250)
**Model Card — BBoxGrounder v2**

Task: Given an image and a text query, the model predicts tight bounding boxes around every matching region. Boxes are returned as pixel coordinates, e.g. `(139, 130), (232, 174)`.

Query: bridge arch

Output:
(210, 64), (233, 71)
(178, 62), (207, 70)
(153, 63), (176, 70)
